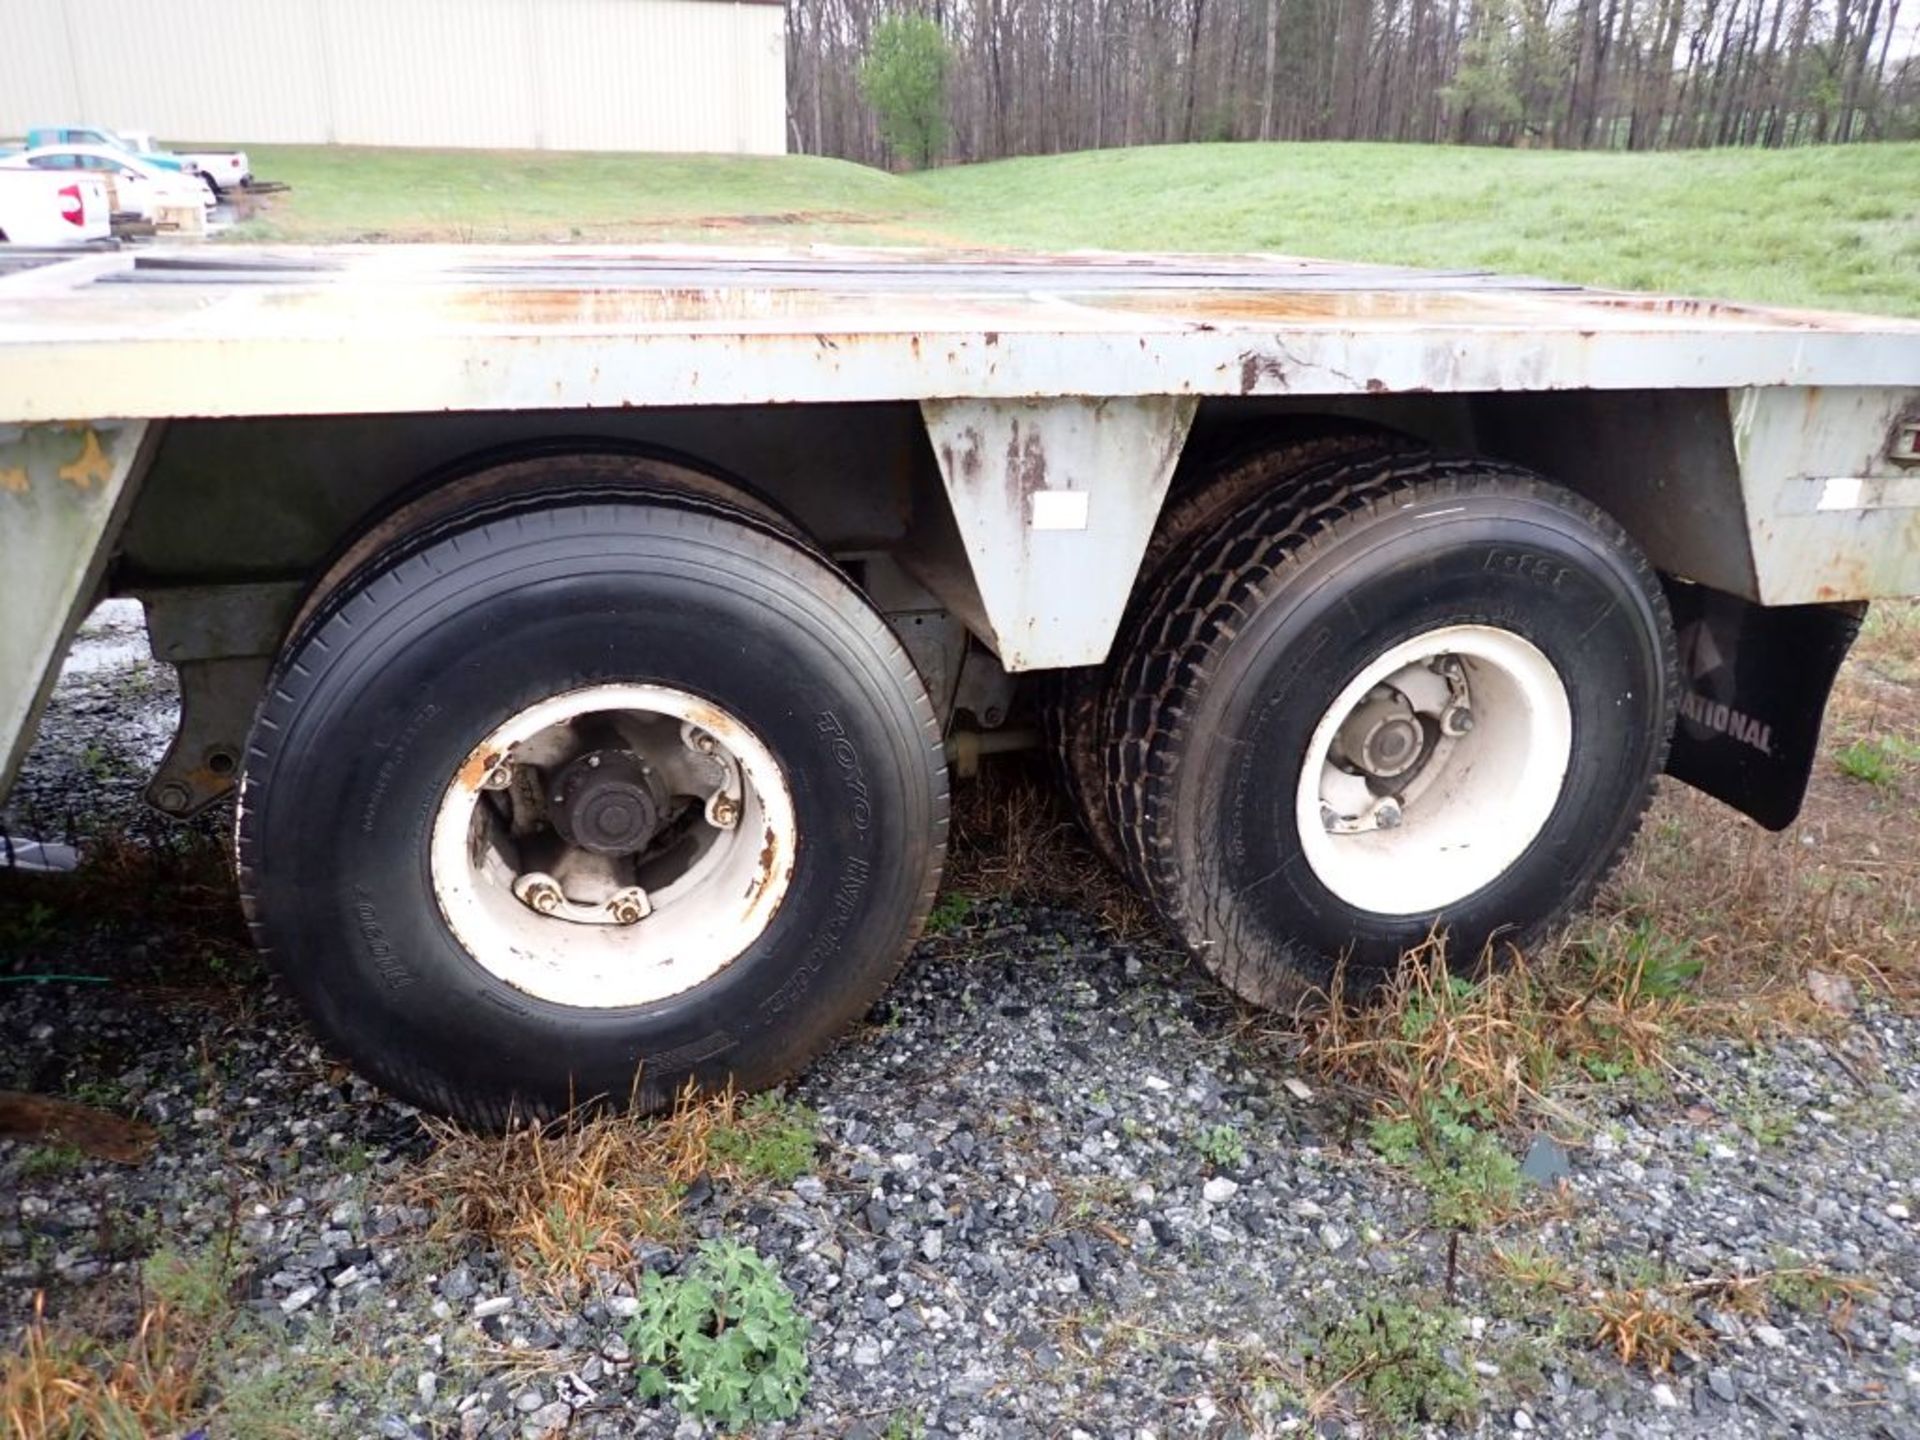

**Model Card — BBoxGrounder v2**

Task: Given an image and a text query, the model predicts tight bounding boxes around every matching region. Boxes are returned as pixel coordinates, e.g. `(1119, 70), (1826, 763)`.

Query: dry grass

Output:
(1, 1294), (203, 1440)
(398, 1084), (811, 1296)
(942, 752), (1153, 938)
(1586, 1284), (1711, 1372)
(1301, 932), (1680, 1128)
(1586, 1266), (1872, 1372)
(1601, 600), (1920, 1017)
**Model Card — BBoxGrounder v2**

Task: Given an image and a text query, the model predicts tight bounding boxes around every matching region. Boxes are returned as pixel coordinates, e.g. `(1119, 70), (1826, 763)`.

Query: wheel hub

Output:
(429, 684), (796, 1008)
(550, 749), (665, 855)
(1335, 692), (1429, 781)
(1295, 626), (1573, 916)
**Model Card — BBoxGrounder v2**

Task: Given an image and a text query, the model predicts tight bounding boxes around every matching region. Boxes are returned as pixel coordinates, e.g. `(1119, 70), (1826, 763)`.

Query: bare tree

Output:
(792, 0), (1917, 166)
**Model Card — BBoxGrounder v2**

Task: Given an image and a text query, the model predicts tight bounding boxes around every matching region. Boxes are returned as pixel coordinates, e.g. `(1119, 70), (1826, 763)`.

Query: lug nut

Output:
(710, 795), (740, 829)
(1444, 708), (1475, 737)
(521, 879), (563, 914)
(1372, 798), (1404, 830)
(606, 889), (650, 925)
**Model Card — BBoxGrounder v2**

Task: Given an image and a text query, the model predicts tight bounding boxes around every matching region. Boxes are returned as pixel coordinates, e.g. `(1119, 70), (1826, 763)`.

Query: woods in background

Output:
(790, 0), (1920, 166)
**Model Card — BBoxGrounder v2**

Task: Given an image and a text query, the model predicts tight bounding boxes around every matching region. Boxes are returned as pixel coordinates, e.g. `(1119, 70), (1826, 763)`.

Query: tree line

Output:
(786, 0), (1920, 166)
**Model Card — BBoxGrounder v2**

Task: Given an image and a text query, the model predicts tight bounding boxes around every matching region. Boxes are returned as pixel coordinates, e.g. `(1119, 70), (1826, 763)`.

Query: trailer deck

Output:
(3, 243), (1919, 806)
(1, 245), (1916, 422)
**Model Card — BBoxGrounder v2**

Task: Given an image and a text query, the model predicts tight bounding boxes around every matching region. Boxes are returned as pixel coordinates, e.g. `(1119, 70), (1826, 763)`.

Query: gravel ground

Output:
(3, 604), (1918, 1439)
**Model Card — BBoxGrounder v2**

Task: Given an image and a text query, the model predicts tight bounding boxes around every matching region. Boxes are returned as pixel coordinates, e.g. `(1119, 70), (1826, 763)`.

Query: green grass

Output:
(1834, 733), (1920, 786)
(235, 145), (925, 247)
(230, 140), (1920, 315)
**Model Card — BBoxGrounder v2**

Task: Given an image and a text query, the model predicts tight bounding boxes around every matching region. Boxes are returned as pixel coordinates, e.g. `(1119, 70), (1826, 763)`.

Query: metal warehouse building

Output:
(1, 0), (787, 154)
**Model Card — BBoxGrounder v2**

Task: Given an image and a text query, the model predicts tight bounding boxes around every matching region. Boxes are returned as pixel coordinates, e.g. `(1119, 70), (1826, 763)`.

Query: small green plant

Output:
(1834, 736), (1914, 787)
(1190, 1122), (1246, 1168)
(1, 900), (61, 948)
(1370, 1088), (1521, 1229)
(144, 1244), (235, 1328)
(923, 891), (974, 935)
(64, 1078), (126, 1109)
(1766, 1249), (1875, 1322)
(884, 1411), (926, 1440)
(16, 1143), (85, 1180)
(1313, 1301), (1479, 1427)
(1587, 919), (1703, 1002)
(709, 1093), (818, 1185)
(627, 1240), (809, 1425)
(1486, 1241), (1578, 1318)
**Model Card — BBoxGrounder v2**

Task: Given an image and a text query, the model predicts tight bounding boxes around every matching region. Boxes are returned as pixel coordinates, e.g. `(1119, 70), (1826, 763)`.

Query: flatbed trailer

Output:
(3, 245), (1917, 1126)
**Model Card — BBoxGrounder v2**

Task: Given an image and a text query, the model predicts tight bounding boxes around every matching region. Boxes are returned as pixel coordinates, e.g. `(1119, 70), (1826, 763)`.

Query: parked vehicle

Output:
(0, 145), (211, 221)
(1, 247), (1916, 1129)
(19, 126), (190, 175)
(20, 127), (251, 200)
(117, 131), (252, 197)
(0, 170), (109, 244)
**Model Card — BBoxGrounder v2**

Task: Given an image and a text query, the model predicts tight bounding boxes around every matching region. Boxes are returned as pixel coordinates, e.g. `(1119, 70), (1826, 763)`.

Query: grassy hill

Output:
(232, 140), (1920, 316)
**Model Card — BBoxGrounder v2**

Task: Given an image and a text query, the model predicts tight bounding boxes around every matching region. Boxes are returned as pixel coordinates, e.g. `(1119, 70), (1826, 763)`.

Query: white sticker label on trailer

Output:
(1030, 489), (1090, 531)
(1778, 475), (1920, 513)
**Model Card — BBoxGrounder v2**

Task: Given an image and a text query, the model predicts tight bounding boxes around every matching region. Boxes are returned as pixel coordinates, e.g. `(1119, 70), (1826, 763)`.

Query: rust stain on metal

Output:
(942, 426), (986, 491)
(1004, 419), (1049, 505)
(57, 428), (111, 491)
(455, 748), (501, 792)
(1239, 352), (1289, 394)
(746, 822), (786, 901)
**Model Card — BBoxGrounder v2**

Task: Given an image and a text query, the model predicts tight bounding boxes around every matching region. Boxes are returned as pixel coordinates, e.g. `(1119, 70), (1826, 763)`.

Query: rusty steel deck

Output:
(1, 245), (1917, 422)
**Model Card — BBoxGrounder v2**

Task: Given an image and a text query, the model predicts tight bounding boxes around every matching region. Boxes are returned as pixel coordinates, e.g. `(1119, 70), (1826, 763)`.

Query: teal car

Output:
(26, 125), (191, 173)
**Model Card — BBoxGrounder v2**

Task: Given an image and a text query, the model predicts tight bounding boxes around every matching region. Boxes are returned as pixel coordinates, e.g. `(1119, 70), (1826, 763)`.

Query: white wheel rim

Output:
(429, 684), (796, 1008)
(1293, 625), (1572, 917)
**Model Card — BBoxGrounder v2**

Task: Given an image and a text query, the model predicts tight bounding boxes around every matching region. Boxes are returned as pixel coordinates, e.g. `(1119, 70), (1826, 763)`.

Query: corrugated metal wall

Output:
(0, 0), (786, 154)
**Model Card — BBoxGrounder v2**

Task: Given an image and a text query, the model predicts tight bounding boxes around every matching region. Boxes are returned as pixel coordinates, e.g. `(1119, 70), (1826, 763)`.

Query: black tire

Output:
(238, 489), (948, 1127)
(1044, 426), (1411, 874)
(1102, 447), (1677, 1007)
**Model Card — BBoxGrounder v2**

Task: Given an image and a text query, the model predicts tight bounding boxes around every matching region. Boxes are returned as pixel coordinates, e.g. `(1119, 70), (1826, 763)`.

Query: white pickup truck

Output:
(1, 245), (1916, 1129)
(0, 170), (109, 244)
(117, 130), (251, 196)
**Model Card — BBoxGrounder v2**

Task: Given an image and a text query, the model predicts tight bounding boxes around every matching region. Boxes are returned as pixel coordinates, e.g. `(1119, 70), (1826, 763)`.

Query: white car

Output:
(0, 144), (212, 221)
(0, 169), (109, 245)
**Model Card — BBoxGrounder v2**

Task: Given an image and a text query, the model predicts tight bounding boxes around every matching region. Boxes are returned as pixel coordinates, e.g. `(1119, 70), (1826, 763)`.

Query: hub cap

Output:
(430, 684), (795, 1007)
(1293, 625), (1572, 916)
